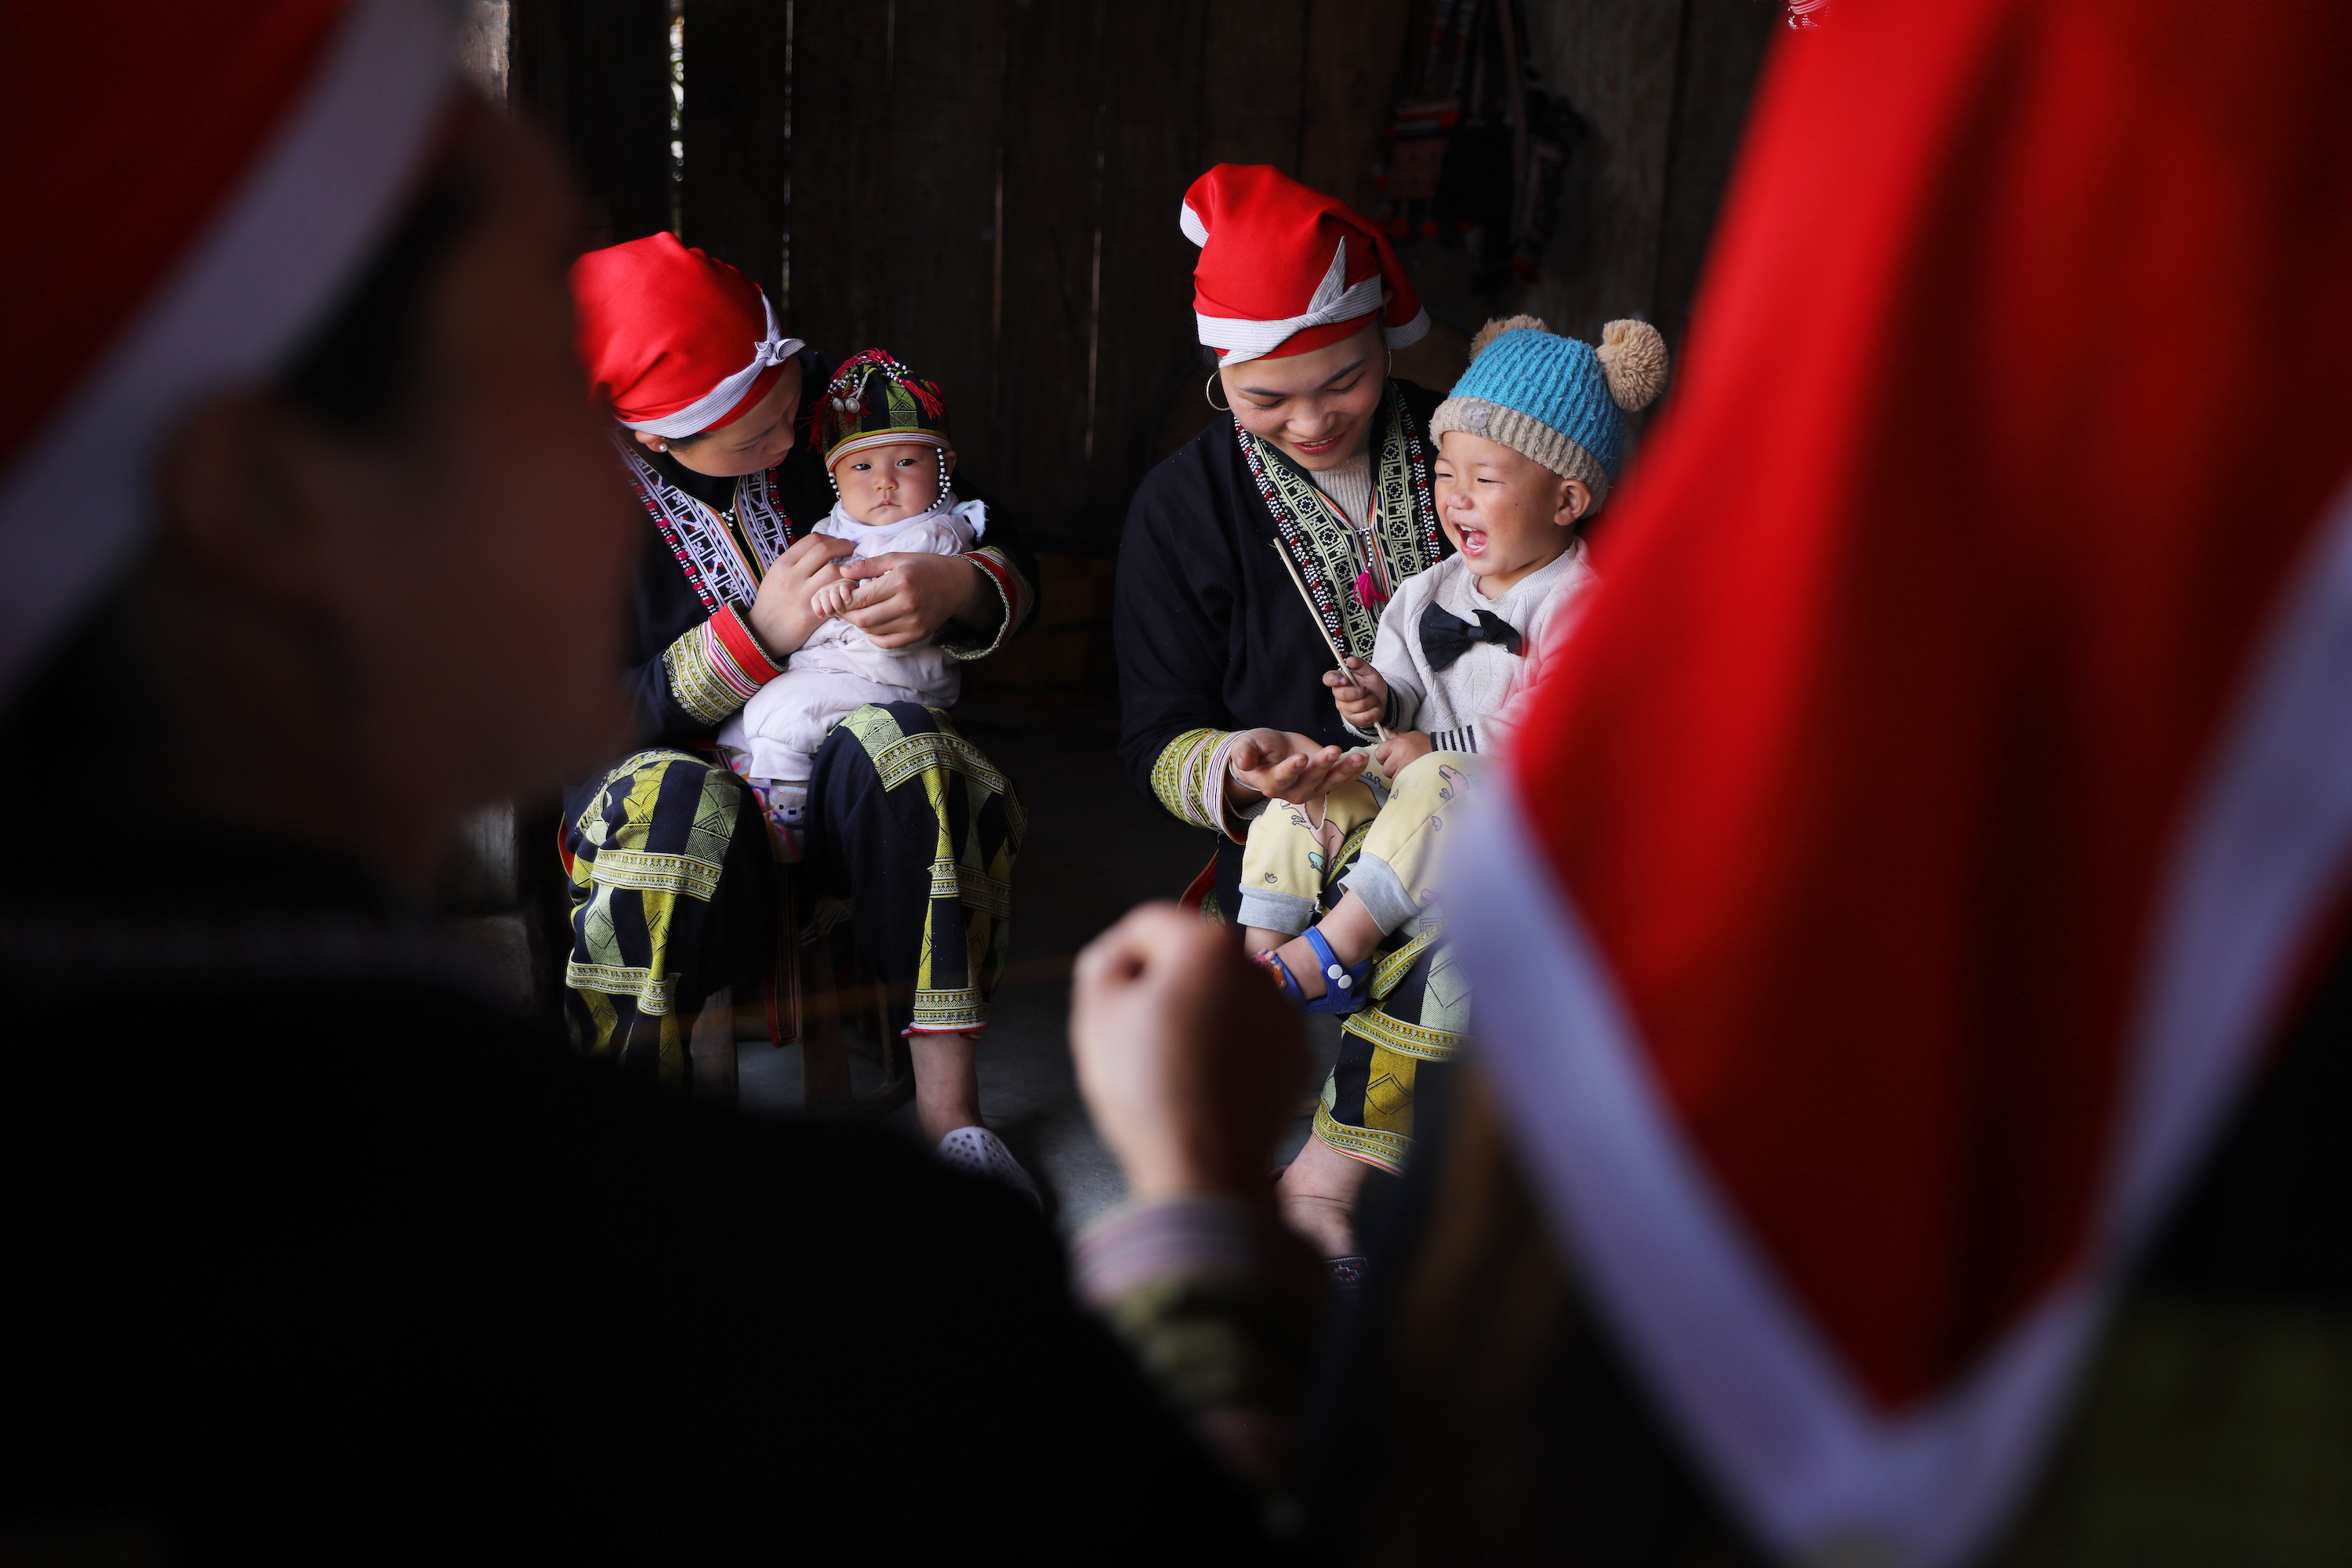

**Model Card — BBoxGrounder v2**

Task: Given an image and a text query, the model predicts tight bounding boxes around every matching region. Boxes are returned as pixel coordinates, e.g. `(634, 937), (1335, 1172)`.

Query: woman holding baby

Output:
(564, 235), (1040, 1195)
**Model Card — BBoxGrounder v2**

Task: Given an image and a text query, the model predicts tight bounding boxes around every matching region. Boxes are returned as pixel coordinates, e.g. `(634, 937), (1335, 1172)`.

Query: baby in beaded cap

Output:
(1243, 316), (1668, 1011)
(716, 349), (986, 855)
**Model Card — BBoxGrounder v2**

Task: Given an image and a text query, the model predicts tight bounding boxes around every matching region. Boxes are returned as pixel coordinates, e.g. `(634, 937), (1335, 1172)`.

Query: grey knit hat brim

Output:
(1430, 396), (1610, 506)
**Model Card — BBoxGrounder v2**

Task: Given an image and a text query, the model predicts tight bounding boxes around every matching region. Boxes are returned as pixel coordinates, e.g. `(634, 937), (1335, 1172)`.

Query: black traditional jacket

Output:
(621, 347), (1038, 749)
(1115, 380), (1449, 913)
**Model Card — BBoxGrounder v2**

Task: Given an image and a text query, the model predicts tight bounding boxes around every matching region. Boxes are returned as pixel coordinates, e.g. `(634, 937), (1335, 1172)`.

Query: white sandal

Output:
(934, 1125), (1041, 1209)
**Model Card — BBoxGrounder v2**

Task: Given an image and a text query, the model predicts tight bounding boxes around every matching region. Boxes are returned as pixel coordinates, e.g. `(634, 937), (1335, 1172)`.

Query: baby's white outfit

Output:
(717, 495), (985, 786)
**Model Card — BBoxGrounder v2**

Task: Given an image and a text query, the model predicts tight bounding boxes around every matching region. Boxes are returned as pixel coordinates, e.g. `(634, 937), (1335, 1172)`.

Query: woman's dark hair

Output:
(275, 156), (482, 432)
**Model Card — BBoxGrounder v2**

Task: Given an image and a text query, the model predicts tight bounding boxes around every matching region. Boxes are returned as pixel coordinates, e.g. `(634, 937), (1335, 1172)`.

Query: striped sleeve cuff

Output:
(1150, 728), (1262, 840)
(1071, 1195), (1327, 1479)
(1071, 1194), (1325, 1312)
(661, 603), (783, 726)
(942, 547), (1035, 661)
(1429, 724), (1481, 754)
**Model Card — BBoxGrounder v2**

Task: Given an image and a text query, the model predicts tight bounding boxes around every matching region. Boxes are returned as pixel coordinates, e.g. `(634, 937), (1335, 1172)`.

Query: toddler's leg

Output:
(1261, 753), (1483, 1004)
(1344, 750), (1484, 937)
(1236, 779), (1381, 951)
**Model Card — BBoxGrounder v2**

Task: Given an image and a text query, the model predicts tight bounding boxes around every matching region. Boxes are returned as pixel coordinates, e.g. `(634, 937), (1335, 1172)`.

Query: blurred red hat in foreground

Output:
(0, 0), (458, 706)
(1449, 1), (2352, 1562)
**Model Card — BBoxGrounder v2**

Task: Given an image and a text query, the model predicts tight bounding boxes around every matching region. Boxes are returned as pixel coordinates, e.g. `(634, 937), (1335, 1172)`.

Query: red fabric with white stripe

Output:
(1461, 0), (2352, 1553)
(572, 233), (792, 435)
(0, 0), (454, 706)
(0, 0), (348, 478)
(1181, 163), (1428, 365)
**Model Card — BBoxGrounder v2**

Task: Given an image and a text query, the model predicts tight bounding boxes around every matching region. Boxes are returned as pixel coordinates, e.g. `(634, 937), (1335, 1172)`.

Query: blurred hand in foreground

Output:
(1071, 902), (1308, 1203)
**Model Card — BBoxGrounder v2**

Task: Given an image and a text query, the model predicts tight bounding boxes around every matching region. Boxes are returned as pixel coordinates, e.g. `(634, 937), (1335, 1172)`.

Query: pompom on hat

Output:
(571, 233), (805, 441)
(1181, 164), (1430, 367)
(0, 0), (459, 711)
(1430, 315), (1669, 505)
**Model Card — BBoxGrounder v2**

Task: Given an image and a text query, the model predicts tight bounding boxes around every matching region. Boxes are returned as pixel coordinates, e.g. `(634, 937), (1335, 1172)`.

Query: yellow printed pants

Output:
(1236, 750), (1484, 937)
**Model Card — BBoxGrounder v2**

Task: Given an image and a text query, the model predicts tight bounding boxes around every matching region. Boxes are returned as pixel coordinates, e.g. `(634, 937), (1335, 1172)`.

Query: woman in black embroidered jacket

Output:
(564, 236), (1038, 1174)
(1115, 164), (1460, 1261)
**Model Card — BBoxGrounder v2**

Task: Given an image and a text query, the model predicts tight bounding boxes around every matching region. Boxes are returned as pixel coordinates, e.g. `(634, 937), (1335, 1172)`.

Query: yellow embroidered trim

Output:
(931, 857), (1013, 918)
(1312, 1099), (1407, 1174)
(1342, 1004), (1462, 1062)
(661, 626), (739, 725)
(590, 848), (724, 903)
(564, 960), (678, 1015)
(1149, 728), (1232, 833)
(1371, 924), (1442, 997)
(872, 731), (1012, 800)
(911, 987), (989, 1031)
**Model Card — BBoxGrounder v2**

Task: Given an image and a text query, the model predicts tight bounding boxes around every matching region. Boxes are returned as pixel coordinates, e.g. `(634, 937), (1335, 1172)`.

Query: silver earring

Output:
(1204, 371), (1232, 413)
(655, 442), (668, 452)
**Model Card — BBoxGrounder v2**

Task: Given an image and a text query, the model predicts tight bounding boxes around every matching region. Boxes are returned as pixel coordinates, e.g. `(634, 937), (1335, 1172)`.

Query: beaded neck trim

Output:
(619, 437), (799, 612)
(1237, 383), (1443, 661)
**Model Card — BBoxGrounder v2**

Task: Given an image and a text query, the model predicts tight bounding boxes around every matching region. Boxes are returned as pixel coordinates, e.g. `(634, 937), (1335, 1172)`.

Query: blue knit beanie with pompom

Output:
(1428, 315), (1669, 504)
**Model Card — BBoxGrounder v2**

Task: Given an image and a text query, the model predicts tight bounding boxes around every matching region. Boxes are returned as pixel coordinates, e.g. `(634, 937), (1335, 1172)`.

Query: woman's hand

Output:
(1070, 902), (1307, 1202)
(1374, 728), (1433, 774)
(1323, 658), (1388, 731)
(746, 532), (855, 658)
(836, 551), (999, 648)
(1226, 729), (1368, 807)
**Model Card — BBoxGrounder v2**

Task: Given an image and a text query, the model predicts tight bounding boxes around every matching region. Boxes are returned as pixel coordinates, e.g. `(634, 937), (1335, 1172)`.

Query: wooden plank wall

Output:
(505, 0), (1774, 554)
(768, 0), (1415, 554)
(1512, 0), (1777, 356)
(510, 0), (673, 249)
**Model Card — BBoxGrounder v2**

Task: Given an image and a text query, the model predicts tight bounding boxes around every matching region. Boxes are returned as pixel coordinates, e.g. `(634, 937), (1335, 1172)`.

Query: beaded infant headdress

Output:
(815, 349), (954, 503)
(818, 347), (951, 455)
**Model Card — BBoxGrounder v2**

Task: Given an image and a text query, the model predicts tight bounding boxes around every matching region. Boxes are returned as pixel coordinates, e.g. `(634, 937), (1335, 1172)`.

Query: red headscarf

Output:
(1448, 2), (2352, 1562)
(1181, 164), (1428, 367)
(571, 234), (803, 440)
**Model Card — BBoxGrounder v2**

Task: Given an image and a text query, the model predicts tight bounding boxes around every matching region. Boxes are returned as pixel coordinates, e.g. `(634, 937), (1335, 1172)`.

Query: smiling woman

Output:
(1218, 323), (1391, 470)
(1115, 163), (1464, 1261)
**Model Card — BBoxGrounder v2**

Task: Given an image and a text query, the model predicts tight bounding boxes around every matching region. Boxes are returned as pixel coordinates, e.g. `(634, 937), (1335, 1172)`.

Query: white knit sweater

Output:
(1363, 543), (1595, 754)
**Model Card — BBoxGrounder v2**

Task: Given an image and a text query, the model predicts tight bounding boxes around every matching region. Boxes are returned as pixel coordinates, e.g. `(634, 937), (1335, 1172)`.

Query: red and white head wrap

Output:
(1445, 1), (2352, 1563)
(571, 234), (804, 441)
(0, 0), (459, 708)
(1180, 164), (1428, 368)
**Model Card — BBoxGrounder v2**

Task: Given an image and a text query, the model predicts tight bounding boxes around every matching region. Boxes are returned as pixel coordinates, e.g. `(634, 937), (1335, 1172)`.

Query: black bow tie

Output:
(1419, 601), (1524, 672)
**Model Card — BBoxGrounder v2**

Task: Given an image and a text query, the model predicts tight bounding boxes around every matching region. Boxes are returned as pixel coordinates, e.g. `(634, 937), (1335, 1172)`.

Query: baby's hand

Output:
(1324, 657), (1388, 728)
(808, 578), (864, 619)
(1374, 729), (1434, 774)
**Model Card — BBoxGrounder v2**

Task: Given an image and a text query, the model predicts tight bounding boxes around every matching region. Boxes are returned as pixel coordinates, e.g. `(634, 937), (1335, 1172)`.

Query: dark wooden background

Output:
(496, 0), (1777, 557)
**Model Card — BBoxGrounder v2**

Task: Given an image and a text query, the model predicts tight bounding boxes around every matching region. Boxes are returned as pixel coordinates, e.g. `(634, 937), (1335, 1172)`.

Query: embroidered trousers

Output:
(561, 703), (1022, 1088)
